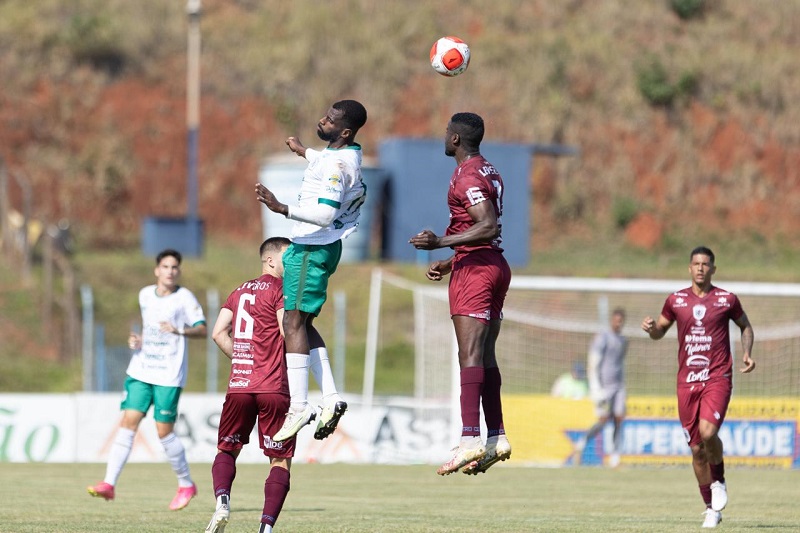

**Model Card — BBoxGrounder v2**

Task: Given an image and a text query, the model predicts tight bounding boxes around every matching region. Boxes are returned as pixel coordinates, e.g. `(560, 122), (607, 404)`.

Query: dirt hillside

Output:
(1, 0), (799, 251)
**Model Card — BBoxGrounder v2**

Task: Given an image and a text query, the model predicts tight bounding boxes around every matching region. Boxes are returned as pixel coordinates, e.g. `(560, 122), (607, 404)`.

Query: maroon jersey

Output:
(445, 155), (504, 254)
(660, 285), (744, 388)
(222, 274), (288, 395)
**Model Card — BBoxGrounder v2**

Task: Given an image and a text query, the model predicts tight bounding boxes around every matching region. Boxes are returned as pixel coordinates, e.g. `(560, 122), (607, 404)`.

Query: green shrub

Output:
(63, 14), (127, 74)
(636, 58), (699, 107)
(670, 0), (706, 20)
(612, 196), (639, 229)
(636, 59), (676, 106)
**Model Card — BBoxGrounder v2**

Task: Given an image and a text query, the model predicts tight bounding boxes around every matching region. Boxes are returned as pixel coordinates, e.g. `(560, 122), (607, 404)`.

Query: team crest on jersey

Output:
(329, 174), (341, 185)
(692, 304), (706, 322)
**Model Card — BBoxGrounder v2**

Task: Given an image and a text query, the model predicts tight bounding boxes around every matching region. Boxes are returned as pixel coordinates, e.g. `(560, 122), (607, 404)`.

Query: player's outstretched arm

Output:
(286, 136), (307, 158)
(255, 183), (289, 216)
(736, 312), (756, 373)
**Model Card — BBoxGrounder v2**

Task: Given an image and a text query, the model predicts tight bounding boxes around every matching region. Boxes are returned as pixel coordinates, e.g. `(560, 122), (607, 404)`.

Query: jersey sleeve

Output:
(454, 173), (491, 211)
(182, 289), (206, 326)
(222, 289), (237, 313)
(305, 147), (321, 163)
(273, 280), (285, 312)
(729, 294), (744, 321)
(660, 296), (675, 321)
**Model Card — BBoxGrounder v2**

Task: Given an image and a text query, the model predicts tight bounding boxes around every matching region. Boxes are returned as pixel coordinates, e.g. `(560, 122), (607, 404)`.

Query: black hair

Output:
(156, 249), (182, 265)
(612, 307), (626, 318)
(333, 100), (368, 132)
(450, 112), (485, 148)
(690, 246), (715, 265)
(260, 236), (291, 258)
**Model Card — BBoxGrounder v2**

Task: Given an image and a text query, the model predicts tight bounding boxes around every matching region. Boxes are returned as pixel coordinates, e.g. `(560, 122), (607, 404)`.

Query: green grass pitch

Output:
(1, 463), (798, 532)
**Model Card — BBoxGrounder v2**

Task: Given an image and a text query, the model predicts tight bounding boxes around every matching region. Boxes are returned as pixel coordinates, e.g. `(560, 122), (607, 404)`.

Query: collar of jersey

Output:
(325, 143), (362, 151)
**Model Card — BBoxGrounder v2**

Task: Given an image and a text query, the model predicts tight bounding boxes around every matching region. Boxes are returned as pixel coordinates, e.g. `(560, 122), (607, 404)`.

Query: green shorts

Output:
(282, 240), (342, 316)
(120, 376), (183, 423)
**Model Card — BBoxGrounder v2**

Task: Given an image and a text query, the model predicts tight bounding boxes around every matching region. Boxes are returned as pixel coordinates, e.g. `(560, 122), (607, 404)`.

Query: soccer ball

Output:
(430, 36), (470, 77)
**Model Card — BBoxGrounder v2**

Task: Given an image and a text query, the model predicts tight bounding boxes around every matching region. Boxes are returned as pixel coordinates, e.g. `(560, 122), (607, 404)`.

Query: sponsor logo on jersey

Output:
(262, 435), (285, 450)
(685, 342), (712, 357)
(232, 368), (252, 375)
(686, 354), (710, 367)
(686, 367), (710, 383)
(466, 186), (486, 205)
(328, 174), (341, 185)
(229, 376), (250, 388)
(714, 295), (731, 308)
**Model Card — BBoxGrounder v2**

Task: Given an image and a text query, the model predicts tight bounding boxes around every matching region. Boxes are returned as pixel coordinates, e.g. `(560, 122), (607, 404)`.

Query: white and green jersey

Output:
(126, 285), (206, 387)
(291, 144), (366, 245)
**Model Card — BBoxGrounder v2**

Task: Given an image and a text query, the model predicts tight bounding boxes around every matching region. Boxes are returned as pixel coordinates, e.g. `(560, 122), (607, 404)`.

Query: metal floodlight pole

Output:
(186, 0), (201, 221)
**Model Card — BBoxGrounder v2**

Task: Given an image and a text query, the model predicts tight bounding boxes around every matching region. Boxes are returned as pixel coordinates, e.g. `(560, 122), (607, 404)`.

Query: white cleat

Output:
(314, 400), (348, 440)
(437, 436), (486, 476)
(710, 480), (727, 511)
(462, 435), (511, 475)
(702, 508), (722, 528)
(205, 495), (230, 533)
(273, 404), (316, 442)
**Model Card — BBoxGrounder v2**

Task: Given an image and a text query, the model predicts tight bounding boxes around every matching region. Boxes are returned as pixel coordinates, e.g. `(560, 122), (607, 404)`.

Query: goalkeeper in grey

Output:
(574, 307), (628, 467)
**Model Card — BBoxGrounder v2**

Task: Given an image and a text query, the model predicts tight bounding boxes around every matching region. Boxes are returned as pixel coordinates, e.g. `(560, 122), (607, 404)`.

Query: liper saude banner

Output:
(1, 393), (797, 467)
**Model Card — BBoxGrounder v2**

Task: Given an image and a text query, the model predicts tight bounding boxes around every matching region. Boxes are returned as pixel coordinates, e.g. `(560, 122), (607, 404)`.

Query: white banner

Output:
(0, 393), (453, 464)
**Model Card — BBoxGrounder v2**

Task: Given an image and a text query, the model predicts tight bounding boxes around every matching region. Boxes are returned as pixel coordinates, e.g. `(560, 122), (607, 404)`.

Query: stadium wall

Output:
(1, 393), (798, 468)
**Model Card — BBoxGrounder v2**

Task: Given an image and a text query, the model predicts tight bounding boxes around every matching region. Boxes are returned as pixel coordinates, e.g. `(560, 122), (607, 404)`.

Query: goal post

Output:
(366, 269), (800, 467)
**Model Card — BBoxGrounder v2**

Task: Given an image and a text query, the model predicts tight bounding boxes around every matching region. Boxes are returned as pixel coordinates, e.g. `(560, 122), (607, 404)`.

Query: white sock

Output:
(310, 347), (339, 401)
(104, 427), (135, 486)
(286, 352), (310, 409)
(160, 432), (193, 487)
(259, 524), (273, 533)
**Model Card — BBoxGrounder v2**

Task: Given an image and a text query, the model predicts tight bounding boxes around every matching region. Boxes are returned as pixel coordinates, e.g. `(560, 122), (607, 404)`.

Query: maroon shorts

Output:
(676, 379), (732, 447)
(217, 392), (295, 459)
(449, 249), (511, 325)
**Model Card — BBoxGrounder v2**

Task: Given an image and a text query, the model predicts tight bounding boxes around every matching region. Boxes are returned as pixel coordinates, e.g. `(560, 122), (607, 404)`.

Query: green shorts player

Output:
(255, 99), (368, 442)
(88, 249), (207, 510)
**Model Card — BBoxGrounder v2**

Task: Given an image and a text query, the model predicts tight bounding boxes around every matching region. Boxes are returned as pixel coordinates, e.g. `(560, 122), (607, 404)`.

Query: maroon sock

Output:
(262, 466), (291, 526)
(709, 460), (725, 483)
(211, 452), (237, 498)
(460, 366), (485, 437)
(699, 483), (712, 507)
(482, 367), (505, 438)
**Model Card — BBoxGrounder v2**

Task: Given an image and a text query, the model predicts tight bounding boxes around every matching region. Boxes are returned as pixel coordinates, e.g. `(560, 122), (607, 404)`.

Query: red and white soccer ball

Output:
(430, 36), (470, 77)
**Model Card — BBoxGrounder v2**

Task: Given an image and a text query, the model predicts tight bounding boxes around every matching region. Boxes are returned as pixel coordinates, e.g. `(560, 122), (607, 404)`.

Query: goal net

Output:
(367, 270), (800, 467)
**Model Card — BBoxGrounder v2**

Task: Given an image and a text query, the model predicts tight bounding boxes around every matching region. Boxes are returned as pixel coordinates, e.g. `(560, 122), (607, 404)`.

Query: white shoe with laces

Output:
(273, 404), (316, 442)
(205, 494), (230, 533)
(462, 435), (511, 475)
(702, 508), (722, 528)
(437, 436), (486, 476)
(710, 480), (727, 511)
